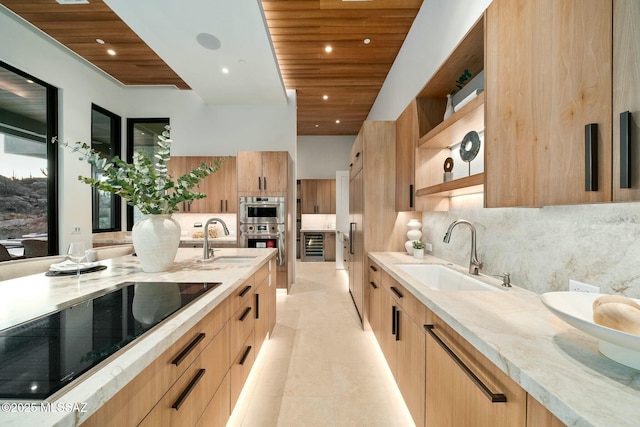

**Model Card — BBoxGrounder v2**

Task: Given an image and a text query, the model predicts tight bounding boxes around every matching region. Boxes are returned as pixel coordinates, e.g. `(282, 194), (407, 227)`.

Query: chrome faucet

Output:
(203, 218), (230, 259)
(443, 219), (482, 275)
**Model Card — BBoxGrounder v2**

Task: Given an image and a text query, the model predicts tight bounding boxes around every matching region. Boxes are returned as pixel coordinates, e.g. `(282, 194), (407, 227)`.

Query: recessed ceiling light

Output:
(323, 95), (328, 100)
(96, 38), (105, 45)
(107, 49), (116, 56)
(335, 120), (340, 124)
(222, 67), (229, 74)
(196, 33), (221, 51)
(315, 124), (319, 127)
(325, 45), (333, 53)
(364, 38), (371, 45)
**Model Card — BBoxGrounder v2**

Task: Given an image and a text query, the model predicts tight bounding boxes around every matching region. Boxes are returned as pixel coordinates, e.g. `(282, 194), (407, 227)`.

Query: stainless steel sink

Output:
(210, 256), (257, 263)
(395, 264), (498, 292)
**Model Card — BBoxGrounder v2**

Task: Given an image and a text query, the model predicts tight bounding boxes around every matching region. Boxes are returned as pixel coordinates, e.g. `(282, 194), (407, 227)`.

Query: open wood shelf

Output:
(415, 173), (484, 197)
(417, 92), (484, 149)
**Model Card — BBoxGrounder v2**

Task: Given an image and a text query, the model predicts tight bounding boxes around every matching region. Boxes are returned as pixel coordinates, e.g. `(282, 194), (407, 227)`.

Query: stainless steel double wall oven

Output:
(239, 196), (286, 266)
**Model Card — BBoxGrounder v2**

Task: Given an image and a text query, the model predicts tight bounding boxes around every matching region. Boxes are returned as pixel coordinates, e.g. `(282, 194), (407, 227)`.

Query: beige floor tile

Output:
(228, 261), (415, 427)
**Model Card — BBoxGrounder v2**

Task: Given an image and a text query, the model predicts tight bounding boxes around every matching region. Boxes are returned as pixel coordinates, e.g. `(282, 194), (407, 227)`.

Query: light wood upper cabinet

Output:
(168, 156), (236, 213)
(301, 179), (336, 214)
(613, 0), (640, 201)
(396, 100), (418, 212)
(237, 151), (289, 195)
(485, 0), (613, 207)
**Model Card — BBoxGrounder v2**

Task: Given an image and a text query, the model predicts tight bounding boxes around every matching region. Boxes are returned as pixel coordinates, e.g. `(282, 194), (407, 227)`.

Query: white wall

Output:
(297, 135), (354, 179)
(0, 7), (297, 253)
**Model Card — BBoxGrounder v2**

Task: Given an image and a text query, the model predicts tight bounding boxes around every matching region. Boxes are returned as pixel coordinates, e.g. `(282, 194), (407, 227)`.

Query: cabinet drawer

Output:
(139, 324), (230, 427)
(229, 276), (255, 315)
(368, 260), (381, 289)
(196, 371), (231, 427)
(383, 274), (426, 323)
(230, 294), (255, 360)
(349, 136), (363, 177)
(82, 299), (229, 427)
(230, 329), (256, 411)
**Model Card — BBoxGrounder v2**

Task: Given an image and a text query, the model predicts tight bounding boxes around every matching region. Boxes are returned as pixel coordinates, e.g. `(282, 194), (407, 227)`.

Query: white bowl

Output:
(540, 291), (640, 370)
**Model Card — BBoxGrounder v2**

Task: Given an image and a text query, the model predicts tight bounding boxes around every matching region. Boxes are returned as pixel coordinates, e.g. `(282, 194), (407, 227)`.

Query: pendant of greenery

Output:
(54, 125), (219, 214)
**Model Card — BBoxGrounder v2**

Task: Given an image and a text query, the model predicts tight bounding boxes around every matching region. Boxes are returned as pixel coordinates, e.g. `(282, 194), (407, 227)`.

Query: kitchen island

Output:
(0, 247), (276, 426)
(369, 252), (640, 427)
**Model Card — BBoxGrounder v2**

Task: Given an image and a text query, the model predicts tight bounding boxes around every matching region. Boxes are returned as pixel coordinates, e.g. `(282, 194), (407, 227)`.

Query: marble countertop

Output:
(0, 247), (276, 426)
(93, 231), (237, 245)
(300, 228), (337, 233)
(369, 252), (640, 427)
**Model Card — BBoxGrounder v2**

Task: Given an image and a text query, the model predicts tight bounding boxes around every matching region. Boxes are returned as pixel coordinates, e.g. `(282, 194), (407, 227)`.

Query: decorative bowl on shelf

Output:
(540, 291), (640, 370)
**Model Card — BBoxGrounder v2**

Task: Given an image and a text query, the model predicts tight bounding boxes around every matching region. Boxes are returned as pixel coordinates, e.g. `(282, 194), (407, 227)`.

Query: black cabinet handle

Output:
(409, 184), (414, 208)
(391, 305), (397, 336)
(349, 162), (353, 168)
(424, 325), (507, 403)
(395, 309), (401, 341)
(369, 281), (378, 289)
(263, 177), (267, 191)
(620, 111), (632, 189)
(172, 369), (206, 410)
(255, 293), (260, 319)
(369, 264), (378, 272)
(390, 286), (404, 299)
(585, 123), (598, 191)
(225, 200), (228, 212)
(239, 306), (252, 322)
(258, 176), (262, 190)
(220, 200), (223, 212)
(239, 346), (253, 366)
(239, 285), (252, 297)
(349, 222), (355, 255)
(171, 333), (206, 366)
(355, 151), (361, 159)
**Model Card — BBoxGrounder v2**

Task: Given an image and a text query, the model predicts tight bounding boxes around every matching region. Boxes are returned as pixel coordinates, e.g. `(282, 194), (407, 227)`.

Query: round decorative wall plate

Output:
(459, 130), (481, 162)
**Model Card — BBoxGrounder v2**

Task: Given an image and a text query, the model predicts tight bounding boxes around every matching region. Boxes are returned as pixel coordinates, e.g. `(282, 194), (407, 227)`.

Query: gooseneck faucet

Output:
(203, 218), (230, 259)
(443, 219), (482, 275)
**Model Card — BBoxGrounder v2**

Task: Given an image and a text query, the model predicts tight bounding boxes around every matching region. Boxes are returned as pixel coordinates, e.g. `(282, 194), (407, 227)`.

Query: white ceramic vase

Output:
(405, 219), (423, 255)
(413, 248), (424, 259)
(132, 214), (181, 273)
(443, 94), (455, 120)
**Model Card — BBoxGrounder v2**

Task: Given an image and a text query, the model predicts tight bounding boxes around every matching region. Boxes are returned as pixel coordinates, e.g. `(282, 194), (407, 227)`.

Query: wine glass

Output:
(67, 241), (88, 279)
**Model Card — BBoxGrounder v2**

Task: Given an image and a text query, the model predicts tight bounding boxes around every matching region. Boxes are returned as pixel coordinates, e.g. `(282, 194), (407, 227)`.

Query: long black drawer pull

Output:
(172, 369), (206, 410)
(255, 294), (260, 319)
(369, 264), (378, 272)
(620, 111), (632, 189)
(424, 325), (507, 403)
(239, 306), (252, 322)
(171, 333), (206, 366)
(390, 286), (404, 299)
(239, 346), (252, 366)
(239, 285), (252, 298)
(369, 281), (378, 289)
(409, 184), (414, 208)
(391, 306), (397, 336)
(395, 309), (400, 341)
(585, 123), (598, 191)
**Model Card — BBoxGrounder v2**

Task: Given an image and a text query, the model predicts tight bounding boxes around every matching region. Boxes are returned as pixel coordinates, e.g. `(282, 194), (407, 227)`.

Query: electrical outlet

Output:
(569, 279), (600, 293)
(425, 242), (433, 252)
(71, 226), (81, 234)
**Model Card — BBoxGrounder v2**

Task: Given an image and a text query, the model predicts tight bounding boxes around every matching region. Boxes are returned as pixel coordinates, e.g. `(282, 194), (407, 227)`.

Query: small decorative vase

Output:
(413, 248), (424, 259)
(443, 94), (455, 120)
(132, 214), (181, 273)
(405, 219), (423, 255)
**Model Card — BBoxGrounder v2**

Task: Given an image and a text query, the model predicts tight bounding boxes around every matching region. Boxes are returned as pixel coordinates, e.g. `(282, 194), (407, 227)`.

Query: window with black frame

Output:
(0, 61), (58, 258)
(126, 118), (170, 230)
(91, 104), (121, 233)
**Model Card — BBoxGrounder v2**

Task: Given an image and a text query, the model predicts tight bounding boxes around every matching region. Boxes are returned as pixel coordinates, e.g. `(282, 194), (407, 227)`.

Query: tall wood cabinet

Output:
(485, 0), (613, 207)
(348, 121), (397, 327)
(168, 156), (237, 213)
(237, 151), (288, 196)
(395, 100), (418, 212)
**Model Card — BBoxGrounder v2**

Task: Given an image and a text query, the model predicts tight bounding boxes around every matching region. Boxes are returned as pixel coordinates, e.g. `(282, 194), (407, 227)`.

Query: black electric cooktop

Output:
(0, 281), (221, 400)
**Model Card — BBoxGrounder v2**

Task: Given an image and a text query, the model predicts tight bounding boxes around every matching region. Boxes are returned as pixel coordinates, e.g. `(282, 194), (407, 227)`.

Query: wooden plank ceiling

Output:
(1, 0), (423, 136)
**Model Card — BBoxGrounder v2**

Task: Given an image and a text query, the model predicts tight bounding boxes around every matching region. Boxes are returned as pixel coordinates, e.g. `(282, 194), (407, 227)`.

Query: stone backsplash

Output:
(420, 200), (640, 298)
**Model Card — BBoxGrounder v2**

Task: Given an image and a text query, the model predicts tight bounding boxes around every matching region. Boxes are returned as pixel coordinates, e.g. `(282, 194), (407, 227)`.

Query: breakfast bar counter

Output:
(0, 247), (276, 426)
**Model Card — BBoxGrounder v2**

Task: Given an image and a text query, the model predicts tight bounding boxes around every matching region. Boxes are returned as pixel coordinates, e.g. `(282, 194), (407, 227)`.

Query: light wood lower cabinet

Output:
(82, 258), (275, 427)
(526, 394), (566, 427)
(424, 310), (526, 427)
(324, 232), (336, 261)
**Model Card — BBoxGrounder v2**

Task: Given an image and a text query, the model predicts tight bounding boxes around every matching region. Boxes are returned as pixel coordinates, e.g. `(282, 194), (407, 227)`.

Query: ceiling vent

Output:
(55, 0), (89, 4)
